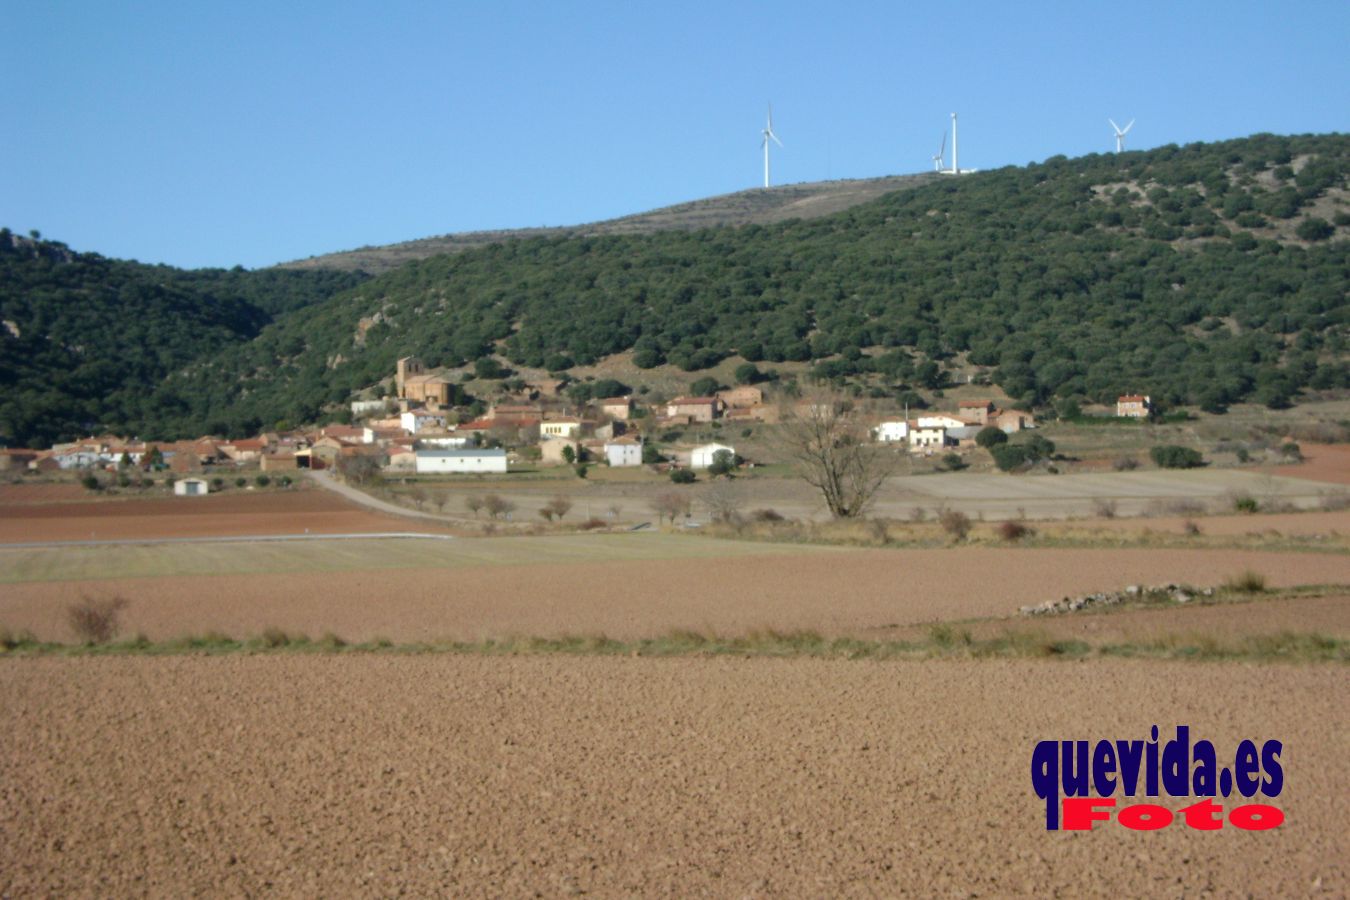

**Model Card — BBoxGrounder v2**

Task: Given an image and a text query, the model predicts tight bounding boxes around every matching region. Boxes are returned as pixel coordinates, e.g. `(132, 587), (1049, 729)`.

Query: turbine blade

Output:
(771, 132), (783, 148)
(939, 131), (946, 155)
(1123, 119), (1135, 133)
(1109, 118), (1121, 133)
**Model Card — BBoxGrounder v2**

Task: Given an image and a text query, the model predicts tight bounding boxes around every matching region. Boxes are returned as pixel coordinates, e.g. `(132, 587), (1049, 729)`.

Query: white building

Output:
(916, 414), (968, 430)
(604, 437), (643, 467)
(417, 435), (471, 450)
(362, 425), (409, 444)
(400, 411), (447, 435)
(53, 449), (105, 469)
(873, 421), (910, 443)
(414, 448), (508, 474)
(540, 417), (584, 439)
(690, 442), (736, 470)
(173, 477), (210, 496)
(350, 399), (387, 419)
(909, 426), (952, 452)
(1116, 395), (1152, 418)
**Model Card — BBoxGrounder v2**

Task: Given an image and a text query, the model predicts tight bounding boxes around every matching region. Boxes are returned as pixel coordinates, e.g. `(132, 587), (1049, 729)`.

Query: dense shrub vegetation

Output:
(2, 131), (1347, 444)
(1150, 445), (1206, 469)
(0, 232), (366, 446)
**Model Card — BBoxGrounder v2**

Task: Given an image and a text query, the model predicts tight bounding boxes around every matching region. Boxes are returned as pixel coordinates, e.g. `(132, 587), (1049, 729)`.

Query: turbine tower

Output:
(1109, 118), (1135, 153)
(932, 130), (946, 172)
(761, 104), (783, 188)
(950, 112), (959, 175)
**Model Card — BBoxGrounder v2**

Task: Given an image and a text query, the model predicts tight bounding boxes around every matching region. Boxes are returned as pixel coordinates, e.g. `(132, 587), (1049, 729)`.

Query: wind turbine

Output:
(950, 112), (958, 174)
(931, 129), (946, 172)
(1109, 118), (1135, 153)
(761, 104), (783, 188)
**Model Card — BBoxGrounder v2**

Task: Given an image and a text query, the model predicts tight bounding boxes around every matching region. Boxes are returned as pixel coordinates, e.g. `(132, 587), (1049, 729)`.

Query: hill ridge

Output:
(276, 173), (939, 273)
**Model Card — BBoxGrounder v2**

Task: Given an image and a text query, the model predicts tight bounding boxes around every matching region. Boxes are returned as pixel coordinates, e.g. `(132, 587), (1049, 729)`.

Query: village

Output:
(0, 355), (1162, 491)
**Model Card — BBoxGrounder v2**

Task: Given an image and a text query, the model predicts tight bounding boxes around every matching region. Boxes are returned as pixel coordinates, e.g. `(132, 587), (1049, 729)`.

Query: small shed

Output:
(690, 442), (736, 470)
(173, 477), (210, 497)
(604, 436), (643, 467)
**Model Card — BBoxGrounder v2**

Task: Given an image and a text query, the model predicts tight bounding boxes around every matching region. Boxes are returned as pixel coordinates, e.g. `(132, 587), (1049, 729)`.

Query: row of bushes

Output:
(81, 472), (293, 491)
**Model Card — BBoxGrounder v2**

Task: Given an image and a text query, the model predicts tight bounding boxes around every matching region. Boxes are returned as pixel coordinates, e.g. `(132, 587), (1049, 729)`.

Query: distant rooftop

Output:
(415, 448), (507, 458)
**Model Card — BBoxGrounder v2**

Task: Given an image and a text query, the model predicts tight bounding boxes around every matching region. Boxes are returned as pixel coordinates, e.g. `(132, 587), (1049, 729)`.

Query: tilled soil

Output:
(0, 655), (1343, 897)
(3, 547), (1348, 643)
(0, 489), (442, 542)
(1262, 443), (1350, 486)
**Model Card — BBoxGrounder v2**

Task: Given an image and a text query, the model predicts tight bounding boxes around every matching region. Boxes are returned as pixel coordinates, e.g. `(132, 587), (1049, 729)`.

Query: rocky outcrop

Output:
(1020, 583), (1215, 616)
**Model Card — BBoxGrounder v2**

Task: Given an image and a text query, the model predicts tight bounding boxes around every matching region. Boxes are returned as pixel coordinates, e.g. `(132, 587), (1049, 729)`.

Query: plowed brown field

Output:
(0, 488), (442, 542)
(4, 485), (1347, 895)
(2, 546), (1347, 643)
(1262, 442), (1350, 486)
(1, 655), (1343, 897)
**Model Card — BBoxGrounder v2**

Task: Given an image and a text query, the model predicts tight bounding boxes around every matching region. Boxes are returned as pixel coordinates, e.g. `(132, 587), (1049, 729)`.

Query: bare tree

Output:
(778, 388), (897, 519)
(483, 493), (509, 519)
(409, 486), (429, 511)
(338, 454), (382, 486)
(67, 595), (129, 644)
(545, 494), (573, 522)
(649, 492), (688, 525)
(465, 495), (484, 517)
(702, 480), (744, 523)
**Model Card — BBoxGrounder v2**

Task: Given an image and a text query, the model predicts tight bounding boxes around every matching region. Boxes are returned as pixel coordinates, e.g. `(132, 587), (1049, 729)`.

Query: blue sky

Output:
(3, 1), (1347, 269)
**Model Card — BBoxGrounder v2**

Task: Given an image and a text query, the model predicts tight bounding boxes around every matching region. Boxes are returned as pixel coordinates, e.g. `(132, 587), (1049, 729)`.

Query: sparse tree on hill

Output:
(975, 426), (1007, 449)
(779, 388), (897, 518)
(707, 449), (738, 477)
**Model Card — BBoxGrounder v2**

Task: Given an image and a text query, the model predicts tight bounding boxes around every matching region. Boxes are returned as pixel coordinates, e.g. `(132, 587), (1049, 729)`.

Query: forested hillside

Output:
(150, 132), (1348, 439)
(0, 232), (366, 446)
(3, 132), (1347, 445)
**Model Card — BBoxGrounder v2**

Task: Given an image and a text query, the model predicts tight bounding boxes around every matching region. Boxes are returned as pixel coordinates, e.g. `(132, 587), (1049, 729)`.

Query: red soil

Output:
(1261, 442), (1350, 485)
(0, 483), (89, 504)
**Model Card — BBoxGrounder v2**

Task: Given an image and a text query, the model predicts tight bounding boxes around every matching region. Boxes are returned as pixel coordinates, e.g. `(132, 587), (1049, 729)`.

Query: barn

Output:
(415, 448), (508, 474)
